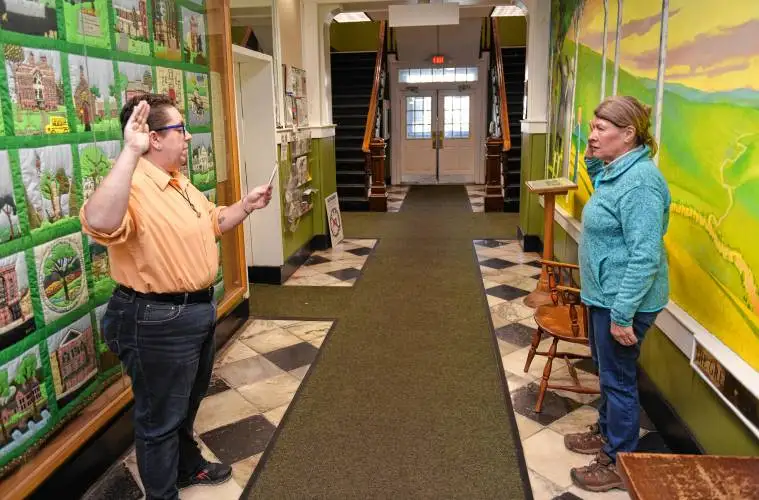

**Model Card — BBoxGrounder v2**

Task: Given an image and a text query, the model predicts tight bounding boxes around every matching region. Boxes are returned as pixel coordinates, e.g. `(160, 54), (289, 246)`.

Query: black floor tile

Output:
(552, 493), (583, 500)
(82, 463), (143, 500)
(474, 239), (509, 248)
(205, 375), (232, 397)
(327, 267), (362, 281)
(495, 322), (536, 347)
(574, 358), (598, 376)
(487, 284), (530, 301)
(480, 258), (518, 270)
(347, 246), (372, 257)
(304, 255), (331, 266)
(640, 408), (656, 431)
(263, 342), (319, 371)
(525, 261), (544, 269)
(636, 431), (670, 453)
(200, 414), (276, 464)
(511, 382), (583, 426)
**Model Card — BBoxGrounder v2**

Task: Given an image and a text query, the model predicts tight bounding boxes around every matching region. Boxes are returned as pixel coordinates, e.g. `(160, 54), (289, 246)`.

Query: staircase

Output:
(501, 47), (526, 213)
(330, 51), (376, 211)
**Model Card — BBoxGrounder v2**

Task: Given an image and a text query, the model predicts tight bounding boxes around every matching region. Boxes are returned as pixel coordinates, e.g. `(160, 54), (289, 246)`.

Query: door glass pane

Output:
(405, 96), (432, 139)
(443, 96), (470, 139)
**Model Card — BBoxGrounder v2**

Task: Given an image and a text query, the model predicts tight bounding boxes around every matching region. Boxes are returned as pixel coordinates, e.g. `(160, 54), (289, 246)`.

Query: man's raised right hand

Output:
(125, 100), (151, 155)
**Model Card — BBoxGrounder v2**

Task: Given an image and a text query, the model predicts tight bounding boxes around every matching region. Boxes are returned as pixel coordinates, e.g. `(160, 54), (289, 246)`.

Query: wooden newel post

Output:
(485, 137), (504, 212)
(368, 137), (387, 212)
(523, 177), (578, 308)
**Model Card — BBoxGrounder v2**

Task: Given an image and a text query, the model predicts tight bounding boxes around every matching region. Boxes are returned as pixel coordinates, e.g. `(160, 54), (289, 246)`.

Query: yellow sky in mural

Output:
(575, 0), (759, 91)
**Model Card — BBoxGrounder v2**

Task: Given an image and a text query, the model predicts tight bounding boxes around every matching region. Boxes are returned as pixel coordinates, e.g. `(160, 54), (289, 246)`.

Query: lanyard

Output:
(169, 179), (201, 218)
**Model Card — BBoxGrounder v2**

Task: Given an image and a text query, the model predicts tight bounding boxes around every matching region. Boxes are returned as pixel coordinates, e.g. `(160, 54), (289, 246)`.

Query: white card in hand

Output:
(268, 164), (279, 186)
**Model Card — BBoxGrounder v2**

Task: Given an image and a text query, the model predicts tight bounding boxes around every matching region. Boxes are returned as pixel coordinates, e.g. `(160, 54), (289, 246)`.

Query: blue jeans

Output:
(588, 307), (658, 462)
(102, 288), (217, 500)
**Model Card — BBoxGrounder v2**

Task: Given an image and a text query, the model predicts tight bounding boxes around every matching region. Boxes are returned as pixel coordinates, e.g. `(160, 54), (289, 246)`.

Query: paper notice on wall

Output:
(210, 71), (228, 183)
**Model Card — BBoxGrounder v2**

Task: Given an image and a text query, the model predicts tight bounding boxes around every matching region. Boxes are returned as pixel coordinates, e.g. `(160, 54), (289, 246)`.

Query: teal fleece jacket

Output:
(579, 145), (671, 327)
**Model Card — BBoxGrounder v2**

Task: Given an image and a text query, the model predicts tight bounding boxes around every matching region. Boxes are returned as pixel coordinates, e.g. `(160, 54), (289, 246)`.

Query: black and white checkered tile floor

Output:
(467, 184), (486, 212)
(86, 240), (669, 499)
(283, 239), (377, 286)
(85, 319), (333, 499)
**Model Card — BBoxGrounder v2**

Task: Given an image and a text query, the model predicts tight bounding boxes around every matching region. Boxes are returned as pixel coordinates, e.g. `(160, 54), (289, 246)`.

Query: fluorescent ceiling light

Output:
(491, 5), (525, 17)
(334, 12), (371, 23)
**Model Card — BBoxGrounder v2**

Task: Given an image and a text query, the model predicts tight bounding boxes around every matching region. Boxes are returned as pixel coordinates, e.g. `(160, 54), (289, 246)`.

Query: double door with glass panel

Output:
(401, 89), (475, 184)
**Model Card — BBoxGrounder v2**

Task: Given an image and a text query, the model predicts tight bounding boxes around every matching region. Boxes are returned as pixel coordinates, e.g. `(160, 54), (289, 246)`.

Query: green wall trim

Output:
(497, 17), (527, 48)
(519, 132), (547, 239)
(281, 136), (336, 261)
(640, 328), (759, 456)
(329, 22), (381, 53)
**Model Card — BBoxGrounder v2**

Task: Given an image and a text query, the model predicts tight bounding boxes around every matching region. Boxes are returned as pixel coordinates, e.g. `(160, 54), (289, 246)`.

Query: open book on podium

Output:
(525, 177), (578, 195)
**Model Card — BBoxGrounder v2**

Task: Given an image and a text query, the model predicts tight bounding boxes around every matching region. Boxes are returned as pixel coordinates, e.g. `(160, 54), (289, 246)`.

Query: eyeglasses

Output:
(153, 123), (187, 136)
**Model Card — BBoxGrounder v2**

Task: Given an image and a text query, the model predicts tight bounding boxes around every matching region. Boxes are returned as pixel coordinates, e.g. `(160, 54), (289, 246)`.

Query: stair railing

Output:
(485, 17), (510, 211)
(363, 20), (388, 212)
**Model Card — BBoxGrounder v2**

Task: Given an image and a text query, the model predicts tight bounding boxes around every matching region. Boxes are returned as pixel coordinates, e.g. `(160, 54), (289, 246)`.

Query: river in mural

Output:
(548, 0), (759, 370)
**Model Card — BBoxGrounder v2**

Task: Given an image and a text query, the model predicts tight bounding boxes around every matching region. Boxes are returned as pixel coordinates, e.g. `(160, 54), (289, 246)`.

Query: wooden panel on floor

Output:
(618, 452), (759, 500)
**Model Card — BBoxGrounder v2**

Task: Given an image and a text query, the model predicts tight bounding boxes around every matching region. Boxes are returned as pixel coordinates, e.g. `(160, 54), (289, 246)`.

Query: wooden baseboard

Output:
(248, 235), (332, 284)
(517, 226), (542, 253)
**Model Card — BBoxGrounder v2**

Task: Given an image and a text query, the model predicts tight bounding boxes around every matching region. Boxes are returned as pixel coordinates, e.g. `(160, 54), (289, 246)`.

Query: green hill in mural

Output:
(567, 41), (759, 370)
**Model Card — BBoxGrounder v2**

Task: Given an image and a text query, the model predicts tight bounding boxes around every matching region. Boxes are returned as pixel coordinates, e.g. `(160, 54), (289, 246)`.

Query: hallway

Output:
(88, 186), (666, 500)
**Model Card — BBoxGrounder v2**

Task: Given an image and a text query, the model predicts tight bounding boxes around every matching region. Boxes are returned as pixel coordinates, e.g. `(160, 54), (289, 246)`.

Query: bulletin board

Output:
(0, 0), (225, 478)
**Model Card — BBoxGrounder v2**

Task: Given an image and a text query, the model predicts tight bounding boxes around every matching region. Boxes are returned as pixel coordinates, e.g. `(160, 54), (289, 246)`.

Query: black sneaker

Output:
(176, 462), (232, 489)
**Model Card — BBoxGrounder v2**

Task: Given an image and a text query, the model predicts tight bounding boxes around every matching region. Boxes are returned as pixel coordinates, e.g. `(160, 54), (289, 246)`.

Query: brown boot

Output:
(570, 452), (626, 492)
(564, 423), (605, 455)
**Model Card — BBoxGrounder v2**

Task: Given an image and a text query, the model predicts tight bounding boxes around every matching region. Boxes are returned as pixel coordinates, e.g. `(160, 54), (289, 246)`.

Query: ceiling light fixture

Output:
(334, 12), (371, 23)
(491, 5), (526, 17)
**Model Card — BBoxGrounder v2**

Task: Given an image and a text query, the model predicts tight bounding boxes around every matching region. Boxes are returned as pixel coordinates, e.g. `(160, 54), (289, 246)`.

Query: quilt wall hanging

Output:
(0, 0), (224, 478)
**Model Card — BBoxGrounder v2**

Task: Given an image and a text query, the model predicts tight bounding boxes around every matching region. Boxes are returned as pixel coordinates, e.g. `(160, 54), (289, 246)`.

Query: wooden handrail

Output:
(362, 20), (387, 153)
(491, 17), (511, 151)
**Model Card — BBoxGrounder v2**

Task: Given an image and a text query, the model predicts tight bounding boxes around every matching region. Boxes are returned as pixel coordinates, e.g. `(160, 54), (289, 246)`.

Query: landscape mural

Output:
(547, 0), (759, 370)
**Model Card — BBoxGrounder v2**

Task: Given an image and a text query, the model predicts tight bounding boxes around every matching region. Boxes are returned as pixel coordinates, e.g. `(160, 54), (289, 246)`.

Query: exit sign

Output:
(432, 55), (445, 64)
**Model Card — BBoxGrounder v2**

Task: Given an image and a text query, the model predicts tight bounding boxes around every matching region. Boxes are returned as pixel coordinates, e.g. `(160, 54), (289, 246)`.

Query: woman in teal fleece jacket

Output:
(566, 96), (671, 493)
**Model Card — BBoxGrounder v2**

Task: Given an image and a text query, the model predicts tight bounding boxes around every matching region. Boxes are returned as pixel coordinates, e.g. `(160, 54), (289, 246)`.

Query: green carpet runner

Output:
(243, 186), (529, 498)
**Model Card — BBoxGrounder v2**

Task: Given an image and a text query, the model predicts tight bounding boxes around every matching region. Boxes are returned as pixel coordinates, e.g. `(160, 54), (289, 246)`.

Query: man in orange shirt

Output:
(81, 94), (272, 500)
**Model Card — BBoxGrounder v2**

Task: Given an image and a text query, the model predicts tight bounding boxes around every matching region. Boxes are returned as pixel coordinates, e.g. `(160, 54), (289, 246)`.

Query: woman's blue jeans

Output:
(588, 307), (658, 462)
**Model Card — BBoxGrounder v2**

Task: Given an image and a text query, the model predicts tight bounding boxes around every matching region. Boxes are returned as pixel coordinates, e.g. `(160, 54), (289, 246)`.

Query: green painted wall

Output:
(497, 16), (527, 47)
(551, 223), (759, 455)
(330, 21), (381, 52)
(519, 133), (547, 239)
(281, 136), (337, 260)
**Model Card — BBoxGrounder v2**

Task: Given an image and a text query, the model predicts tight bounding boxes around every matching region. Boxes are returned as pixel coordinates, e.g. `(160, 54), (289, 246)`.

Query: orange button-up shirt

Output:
(80, 157), (225, 293)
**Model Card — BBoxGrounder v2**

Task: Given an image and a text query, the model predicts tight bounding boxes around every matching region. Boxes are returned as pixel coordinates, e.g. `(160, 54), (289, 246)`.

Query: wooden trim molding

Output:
(362, 21), (387, 153)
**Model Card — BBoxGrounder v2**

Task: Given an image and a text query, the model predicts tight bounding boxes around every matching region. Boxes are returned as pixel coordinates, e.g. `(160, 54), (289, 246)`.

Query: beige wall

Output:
(277, 0), (302, 68)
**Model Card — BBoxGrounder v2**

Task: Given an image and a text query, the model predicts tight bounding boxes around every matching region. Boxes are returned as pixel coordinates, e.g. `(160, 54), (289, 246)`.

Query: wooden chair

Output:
(523, 260), (600, 412)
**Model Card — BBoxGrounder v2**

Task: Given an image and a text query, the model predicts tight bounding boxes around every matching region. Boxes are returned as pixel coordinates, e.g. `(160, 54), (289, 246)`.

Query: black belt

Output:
(116, 285), (214, 305)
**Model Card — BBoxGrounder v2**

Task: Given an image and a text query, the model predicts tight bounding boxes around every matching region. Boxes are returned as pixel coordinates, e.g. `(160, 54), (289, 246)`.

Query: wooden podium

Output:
(523, 177), (578, 308)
